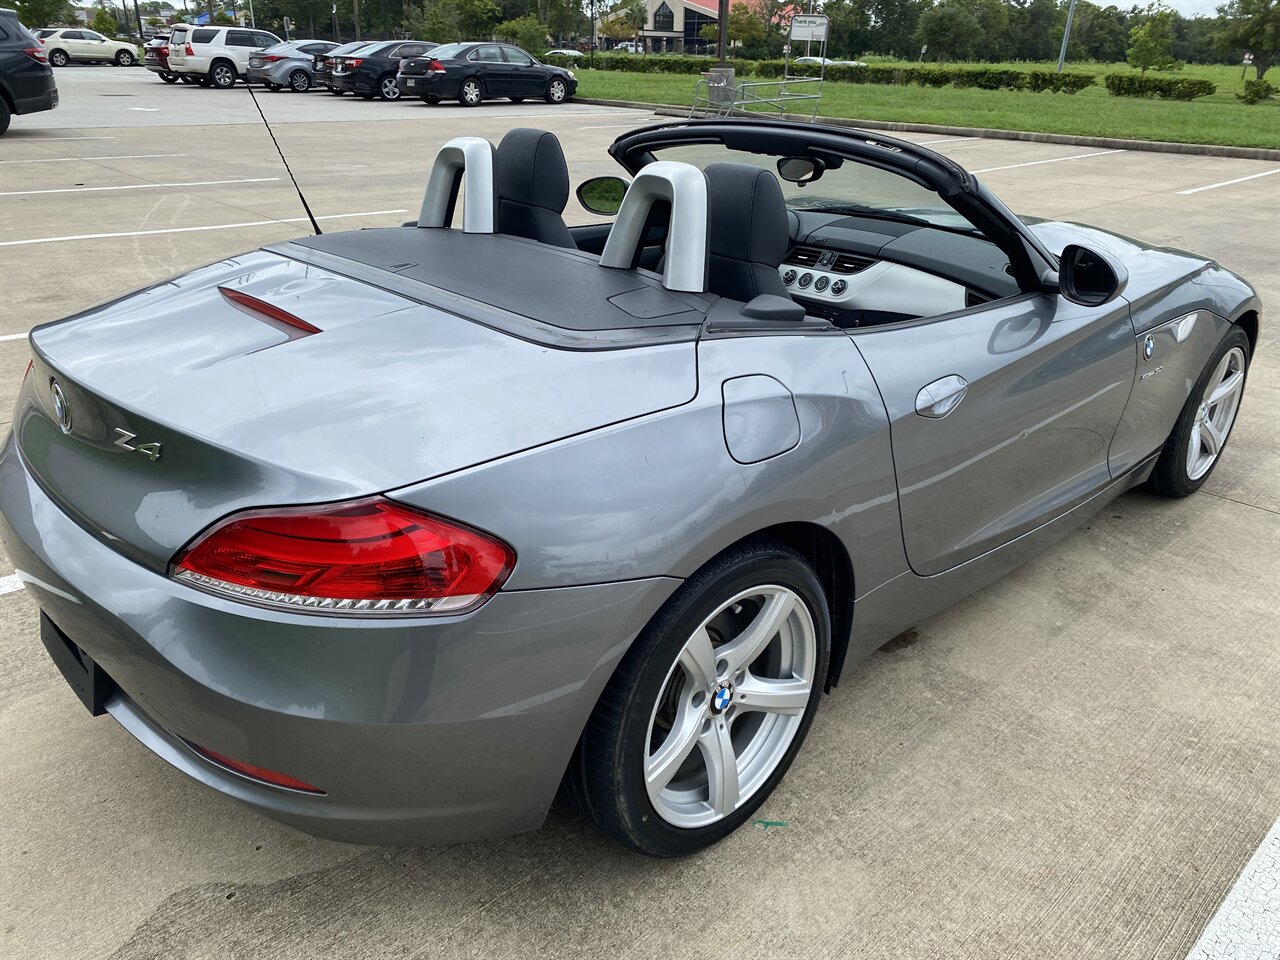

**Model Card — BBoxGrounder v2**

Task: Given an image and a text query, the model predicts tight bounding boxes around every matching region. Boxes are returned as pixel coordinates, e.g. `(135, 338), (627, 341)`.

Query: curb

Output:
(574, 97), (1280, 162)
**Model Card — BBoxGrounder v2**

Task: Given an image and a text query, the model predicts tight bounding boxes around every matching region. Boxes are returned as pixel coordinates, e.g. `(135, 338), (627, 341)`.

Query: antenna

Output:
(243, 81), (323, 236)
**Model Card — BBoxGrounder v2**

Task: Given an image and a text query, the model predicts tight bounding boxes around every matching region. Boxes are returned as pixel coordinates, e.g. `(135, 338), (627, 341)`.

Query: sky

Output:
(1152, 0), (1223, 17)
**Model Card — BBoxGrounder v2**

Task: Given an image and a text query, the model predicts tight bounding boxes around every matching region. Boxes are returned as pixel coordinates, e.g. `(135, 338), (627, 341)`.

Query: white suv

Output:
(167, 24), (281, 88)
(38, 28), (139, 67)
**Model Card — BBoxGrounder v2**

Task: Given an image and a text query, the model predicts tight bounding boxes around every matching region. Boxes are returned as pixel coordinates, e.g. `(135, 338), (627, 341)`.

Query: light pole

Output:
(1056, 0), (1079, 74)
(717, 0), (727, 65)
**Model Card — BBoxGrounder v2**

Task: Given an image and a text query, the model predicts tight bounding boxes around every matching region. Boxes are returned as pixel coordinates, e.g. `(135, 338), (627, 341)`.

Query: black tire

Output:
(1150, 326), (1251, 497)
(48, 49), (69, 67)
(328, 87), (344, 95)
(459, 77), (482, 106)
(159, 71), (179, 83)
(568, 538), (831, 857)
(377, 74), (400, 100)
(545, 77), (568, 104)
(207, 60), (237, 89)
(0, 98), (10, 137)
(114, 50), (136, 66)
(288, 70), (310, 92)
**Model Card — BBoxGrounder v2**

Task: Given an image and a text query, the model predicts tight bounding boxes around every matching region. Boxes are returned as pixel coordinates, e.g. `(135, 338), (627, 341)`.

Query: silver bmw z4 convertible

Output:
(0, 120), (1259, 856)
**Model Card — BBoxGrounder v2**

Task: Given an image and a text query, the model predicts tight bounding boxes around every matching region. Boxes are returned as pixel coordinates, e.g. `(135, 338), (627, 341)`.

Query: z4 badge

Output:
(113, 428), (163, 462)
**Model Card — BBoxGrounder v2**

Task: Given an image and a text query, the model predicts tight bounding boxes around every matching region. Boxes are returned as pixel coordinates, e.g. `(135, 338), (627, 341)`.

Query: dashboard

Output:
(779, 210), (1021, 327)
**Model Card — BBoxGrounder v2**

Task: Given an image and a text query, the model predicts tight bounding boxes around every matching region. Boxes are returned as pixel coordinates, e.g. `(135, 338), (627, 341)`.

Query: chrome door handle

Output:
(915, 375), (968, 418)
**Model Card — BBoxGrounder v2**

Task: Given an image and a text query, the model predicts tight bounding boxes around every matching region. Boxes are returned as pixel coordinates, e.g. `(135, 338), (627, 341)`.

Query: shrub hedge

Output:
(543, 54), (1098, 94)
(1104, 73), (1217, 100)
(1237, 79), (1276, 105)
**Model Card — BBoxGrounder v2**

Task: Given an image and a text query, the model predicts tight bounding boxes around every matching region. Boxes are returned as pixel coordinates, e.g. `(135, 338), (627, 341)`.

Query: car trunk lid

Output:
(20, 251), (697, 572)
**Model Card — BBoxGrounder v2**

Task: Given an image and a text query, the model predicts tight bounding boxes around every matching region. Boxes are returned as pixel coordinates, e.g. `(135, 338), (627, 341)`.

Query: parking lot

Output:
(1, 67), (1278, 960)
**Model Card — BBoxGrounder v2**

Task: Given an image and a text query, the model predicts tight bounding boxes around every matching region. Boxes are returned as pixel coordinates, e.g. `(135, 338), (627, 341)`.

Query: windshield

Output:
(330, 41), (375, 56)
(648, 142), (976, 232)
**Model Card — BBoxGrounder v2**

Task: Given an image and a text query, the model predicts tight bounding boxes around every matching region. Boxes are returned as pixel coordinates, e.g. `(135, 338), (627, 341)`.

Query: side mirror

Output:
(1057, 243), (1127, 307)
(576, 176), (628, 216)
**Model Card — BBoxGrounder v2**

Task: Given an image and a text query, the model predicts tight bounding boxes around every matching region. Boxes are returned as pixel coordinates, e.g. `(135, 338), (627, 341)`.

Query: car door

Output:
(852, 292), (1135, 576)
(224, 29), (258, 70)
(468, 44), (510, 95)
(500, 45), (544, 97)
(58, 30), (87, 59)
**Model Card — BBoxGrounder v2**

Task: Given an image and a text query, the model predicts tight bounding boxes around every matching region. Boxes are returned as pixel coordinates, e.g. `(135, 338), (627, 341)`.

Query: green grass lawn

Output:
(577, 61), (1280, 150)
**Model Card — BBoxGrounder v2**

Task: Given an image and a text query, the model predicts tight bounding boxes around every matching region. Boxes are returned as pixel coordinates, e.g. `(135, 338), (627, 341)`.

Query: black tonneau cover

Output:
(284, 228), (712, 334)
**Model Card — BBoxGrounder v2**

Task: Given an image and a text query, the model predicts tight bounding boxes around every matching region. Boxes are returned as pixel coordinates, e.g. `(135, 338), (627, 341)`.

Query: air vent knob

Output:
(782, 269), (797, 285)
(814, 276), (830, 292)
(797, 272), (813, 289)
(831, 279), (848, 295)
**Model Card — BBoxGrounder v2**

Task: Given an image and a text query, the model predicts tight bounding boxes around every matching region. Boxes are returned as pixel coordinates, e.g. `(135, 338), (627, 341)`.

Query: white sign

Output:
(790, 14), (829, 42)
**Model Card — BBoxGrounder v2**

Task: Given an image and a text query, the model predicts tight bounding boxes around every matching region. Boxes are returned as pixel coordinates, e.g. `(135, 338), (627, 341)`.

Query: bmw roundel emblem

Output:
(711, 683), (733, 714)
(49, 380), (72, 434)
(1143, 335), (1155, 362)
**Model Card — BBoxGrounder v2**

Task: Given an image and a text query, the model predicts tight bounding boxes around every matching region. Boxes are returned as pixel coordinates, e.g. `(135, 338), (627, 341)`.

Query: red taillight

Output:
(185, 43), (194, 56)
(186, 741), (325, 794)
(427, 59), (446, 74)
(159, 46), (169, 56)
(346, 57), (362, 68)
(262, 54), (285, 62)
(219, 285), (321, 335)
(173, 499), (516, 616)
(23, 47), (48, 63)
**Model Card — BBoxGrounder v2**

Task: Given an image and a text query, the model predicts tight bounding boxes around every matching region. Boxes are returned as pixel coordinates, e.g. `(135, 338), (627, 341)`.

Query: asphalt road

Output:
(1, 67), (1278, 960)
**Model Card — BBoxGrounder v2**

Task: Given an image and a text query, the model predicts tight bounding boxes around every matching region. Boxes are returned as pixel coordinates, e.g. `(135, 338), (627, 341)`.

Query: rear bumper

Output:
(332, 73), (376, 94)
(397, 74), (456, 98)
(12, 77), (58, 114)
(247, 63), (299, 85)
(0, 434), (679, 844)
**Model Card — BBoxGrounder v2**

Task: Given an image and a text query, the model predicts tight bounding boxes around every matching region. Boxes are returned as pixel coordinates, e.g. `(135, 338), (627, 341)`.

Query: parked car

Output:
(142, 32), (178, 82)
(613, 40), (642, 53)
(2, 120), (1258, 855)
(397, 41), (576, 106)
(543, 48), (583, 59)
(37, 27), (138, 66)
(166, 23), (280, 88)
(246, 38), (337, 92)
(0, 8), (57, 135)
(312, 40), (374, 93)
(329, 38), (436, 100)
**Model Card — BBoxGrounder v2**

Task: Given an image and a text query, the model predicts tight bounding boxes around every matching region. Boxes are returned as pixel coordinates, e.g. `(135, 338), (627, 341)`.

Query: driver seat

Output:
(493, 128), (576, 249)
(703, 162), (792, 302)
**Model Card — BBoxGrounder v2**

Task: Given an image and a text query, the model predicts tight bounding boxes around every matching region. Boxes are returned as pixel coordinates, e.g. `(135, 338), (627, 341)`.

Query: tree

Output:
(495, 12), (548, 48)
(14, 0), (76, 26)
(868, 0), (926, 58)
(90, 1), (122, 35)
(913, 2), (980, 61)
(699, 2), (765, 46)
(1007, 0), (1058, 61)
(823, 0), (874, 59)
(1127, 6), (1182, 73)
(1217, 0), (1280, 80)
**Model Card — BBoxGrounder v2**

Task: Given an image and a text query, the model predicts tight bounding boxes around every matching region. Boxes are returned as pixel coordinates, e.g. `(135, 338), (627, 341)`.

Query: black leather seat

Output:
(703, 162), (791, 301)
(494, 128), (576, 249)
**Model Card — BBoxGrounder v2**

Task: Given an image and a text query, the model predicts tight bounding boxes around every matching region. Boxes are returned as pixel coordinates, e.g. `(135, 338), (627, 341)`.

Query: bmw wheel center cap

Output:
(711, 682), (734, 715)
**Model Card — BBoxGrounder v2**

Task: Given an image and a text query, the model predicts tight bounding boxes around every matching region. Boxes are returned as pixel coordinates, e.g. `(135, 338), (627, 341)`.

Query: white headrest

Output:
(598, 160), (708, 293)
(418, 136), (496, 233)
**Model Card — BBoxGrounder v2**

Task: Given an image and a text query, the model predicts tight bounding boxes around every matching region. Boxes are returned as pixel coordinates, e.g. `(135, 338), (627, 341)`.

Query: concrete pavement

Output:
(1, 67), (1278, 960)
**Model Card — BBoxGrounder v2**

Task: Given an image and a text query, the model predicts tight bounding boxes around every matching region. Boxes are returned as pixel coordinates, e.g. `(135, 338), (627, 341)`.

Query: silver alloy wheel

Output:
(116, 50), (135, 66)
(462, 79), (481, 104)
(548, 78), (566, 102)
(644, 584), (816, 828)
(1187, 346), (1246, 481)
(290, 70), (310, 92)
(212, 63), (235, 87)
(380, 76), (399, 99)
(49, 50), (68, 66)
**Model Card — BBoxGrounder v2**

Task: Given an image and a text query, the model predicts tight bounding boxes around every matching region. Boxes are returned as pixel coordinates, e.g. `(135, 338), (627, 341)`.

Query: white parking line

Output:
(971, 150), (1124, 174)
(0, 574), (22, 596)
(1186, 818), (1279, 959)
(1176, 169), (1280, 195)
(0, 136), (116, 141)
(0, 153), (186, 165)
(0, 177), (281, 197)
(916, 136), (977, 145)
(0, 332), (29, 342)
(0, 209), (408, 247)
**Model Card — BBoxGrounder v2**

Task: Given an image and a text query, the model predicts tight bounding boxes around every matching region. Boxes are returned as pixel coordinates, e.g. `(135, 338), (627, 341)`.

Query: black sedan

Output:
(397, 42), (576, 106)
(0, 8), (57, 136)
(330, 39), (436, 100)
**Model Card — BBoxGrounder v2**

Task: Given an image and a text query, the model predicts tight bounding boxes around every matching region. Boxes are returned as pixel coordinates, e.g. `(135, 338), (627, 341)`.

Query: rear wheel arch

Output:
(1233, 309), (1259, 358)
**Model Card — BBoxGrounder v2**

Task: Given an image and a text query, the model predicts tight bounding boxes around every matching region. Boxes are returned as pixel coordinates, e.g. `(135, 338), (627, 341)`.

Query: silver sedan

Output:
(246, 39), (337, 92)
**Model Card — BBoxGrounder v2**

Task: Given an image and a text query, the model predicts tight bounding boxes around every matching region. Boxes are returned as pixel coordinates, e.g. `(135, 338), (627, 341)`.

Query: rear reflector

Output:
(186, 741), (325, 794)
(173, 498), (516, 616)
(219, 286), (321, 335)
